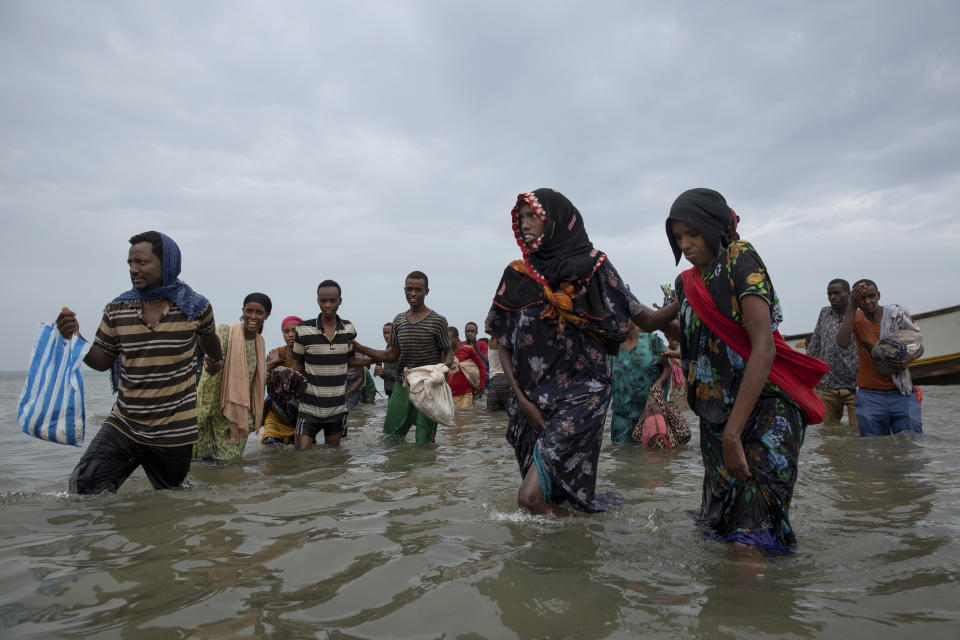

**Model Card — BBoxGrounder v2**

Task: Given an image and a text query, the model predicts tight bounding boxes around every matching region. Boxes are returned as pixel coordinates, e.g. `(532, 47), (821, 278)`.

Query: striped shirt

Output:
(94, 301), (216, 446)
(293, 315), (356, 418)
(389, 310), (450, 370)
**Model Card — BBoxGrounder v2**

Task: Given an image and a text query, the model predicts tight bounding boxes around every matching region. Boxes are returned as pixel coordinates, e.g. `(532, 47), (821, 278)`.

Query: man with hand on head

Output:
(837, 279), (923, 436)
(56, 231), (222, 494)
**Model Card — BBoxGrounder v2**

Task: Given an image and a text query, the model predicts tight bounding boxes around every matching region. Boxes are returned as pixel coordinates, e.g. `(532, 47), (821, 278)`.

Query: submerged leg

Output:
(517, 464), (567, 516)
(382, 385), (415, 440)
(295, 434), (315, 451)
(69, 425), (140, 494)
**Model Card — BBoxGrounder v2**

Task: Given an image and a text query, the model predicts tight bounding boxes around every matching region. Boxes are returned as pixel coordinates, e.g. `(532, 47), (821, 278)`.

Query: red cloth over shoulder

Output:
(680, 267), (829, 424)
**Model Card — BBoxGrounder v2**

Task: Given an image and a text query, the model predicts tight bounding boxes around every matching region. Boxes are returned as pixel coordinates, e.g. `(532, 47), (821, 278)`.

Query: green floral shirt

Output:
(674, 240), (785, 424)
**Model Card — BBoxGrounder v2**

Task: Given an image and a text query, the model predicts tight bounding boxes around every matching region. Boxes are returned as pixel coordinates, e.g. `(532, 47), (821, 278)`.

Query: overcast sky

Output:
(2, 1), (958, 370)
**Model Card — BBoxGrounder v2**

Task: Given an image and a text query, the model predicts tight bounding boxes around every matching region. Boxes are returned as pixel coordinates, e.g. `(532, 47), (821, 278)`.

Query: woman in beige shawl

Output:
(194, 293), (270, 462)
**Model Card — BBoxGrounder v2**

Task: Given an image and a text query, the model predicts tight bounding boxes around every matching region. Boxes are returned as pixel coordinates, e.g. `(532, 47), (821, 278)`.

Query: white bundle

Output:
(405, 364), (456, 426)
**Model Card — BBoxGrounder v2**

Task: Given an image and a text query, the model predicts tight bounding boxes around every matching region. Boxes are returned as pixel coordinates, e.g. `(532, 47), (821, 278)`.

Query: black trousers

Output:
(69, 425), (192, 494)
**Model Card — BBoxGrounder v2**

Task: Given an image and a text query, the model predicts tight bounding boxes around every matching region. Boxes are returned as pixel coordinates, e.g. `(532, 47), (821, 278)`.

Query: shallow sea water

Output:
(1, 372), (958, 639)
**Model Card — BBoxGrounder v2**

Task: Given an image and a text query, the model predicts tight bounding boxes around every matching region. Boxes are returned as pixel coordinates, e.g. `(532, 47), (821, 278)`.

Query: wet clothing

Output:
(345, 366), (363, 410)
(70, 424), (192, 494)
(261, 408), (295, 445)
(388, 311), (451, 370)
(488, 189), (638, 512)
(487, 259), (637, 512)
(71, 232), (216, 494)
(485, 349), (509, 411)
(806, 305), (858, 391)
(260, 366), (306, 445)
(194, 324), (261, 461)
(852, 310), (897, 391)
(293, 315), (357, 419)
(855, 388), (922, 436)
(675, 243), (789, 423)
(94, 301), (216, 446)
(610, 335), (665, 443)
(485, 373), (511, 412)
(361, 368), (377, 404)
(449, 344), (487, 398)
(295, 413), (346, 440)
(818, 387), (858, 428)
(453, 393), (474, 409)
(698, 397), (805, 552)
(379, 359), (401, 396)
(674, 238), (805, 552)
(382, 383), (437, 443)
(380, 309), (450, 441)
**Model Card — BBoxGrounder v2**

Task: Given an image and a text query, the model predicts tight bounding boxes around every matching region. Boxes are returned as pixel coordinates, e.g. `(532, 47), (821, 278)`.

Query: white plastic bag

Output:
(405, 364), (456, 426)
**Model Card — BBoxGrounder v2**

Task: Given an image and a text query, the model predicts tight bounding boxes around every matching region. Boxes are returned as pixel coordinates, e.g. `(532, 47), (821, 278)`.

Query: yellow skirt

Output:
(452, 393), (474, 409)
(260, 406), (295, 445)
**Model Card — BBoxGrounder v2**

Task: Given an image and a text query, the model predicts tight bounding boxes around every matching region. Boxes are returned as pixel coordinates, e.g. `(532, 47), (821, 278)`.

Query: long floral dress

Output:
(194, 325), (258, 461)
(674, 240), (805, 552)
(610, 333), (666, 443)
(486, 260), (638, 513)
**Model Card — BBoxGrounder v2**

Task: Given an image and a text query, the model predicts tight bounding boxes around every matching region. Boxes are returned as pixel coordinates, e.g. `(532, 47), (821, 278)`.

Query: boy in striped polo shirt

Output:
(293, 279), (372, 449)
(353, 271), (454, 443)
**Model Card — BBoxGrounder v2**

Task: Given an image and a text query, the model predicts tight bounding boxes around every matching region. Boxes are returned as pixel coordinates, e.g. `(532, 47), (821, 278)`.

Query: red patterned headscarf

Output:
(493, 189), (617, 342)
(511, 188), (606, 287)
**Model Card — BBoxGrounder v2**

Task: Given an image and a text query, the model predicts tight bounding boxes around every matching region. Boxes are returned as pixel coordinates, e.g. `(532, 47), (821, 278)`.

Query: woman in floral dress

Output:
(486, 189), (674, 514)
(668, 188), (815, 553)
(610, 324), (670, 443)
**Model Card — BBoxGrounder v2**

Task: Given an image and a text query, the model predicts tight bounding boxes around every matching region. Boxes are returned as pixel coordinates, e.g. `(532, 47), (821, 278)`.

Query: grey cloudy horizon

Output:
(2, 0), (958, 370)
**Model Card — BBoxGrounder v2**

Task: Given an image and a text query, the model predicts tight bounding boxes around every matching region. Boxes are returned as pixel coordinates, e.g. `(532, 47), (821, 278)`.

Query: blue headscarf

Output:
(110, 232), (210, 392)
(112, 232), (210, 318)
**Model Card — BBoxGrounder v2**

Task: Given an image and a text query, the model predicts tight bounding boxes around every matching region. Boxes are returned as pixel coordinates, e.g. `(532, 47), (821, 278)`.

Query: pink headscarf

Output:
(281, 315), (303, 329)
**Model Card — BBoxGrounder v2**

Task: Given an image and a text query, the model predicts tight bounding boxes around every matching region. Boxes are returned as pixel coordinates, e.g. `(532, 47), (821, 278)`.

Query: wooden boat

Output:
(783, 304), (960, 385)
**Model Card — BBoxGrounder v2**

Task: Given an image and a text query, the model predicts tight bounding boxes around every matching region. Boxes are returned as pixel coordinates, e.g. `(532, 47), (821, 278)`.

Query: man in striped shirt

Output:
(56, 231), (223, 494)
(353, 271), (454, 443)
(293, 279), (373, 449)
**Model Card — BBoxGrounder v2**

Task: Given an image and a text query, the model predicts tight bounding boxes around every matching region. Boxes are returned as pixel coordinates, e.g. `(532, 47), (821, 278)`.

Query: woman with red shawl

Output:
(668, 188), (826, 554)
(447, 326), (487, 408)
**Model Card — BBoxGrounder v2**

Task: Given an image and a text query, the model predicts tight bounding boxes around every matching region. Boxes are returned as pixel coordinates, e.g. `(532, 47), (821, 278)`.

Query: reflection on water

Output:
(1, 374), (958, 638)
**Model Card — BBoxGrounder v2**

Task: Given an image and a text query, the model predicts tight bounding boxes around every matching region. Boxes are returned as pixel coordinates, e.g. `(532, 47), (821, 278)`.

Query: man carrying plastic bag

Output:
(54, 231), (223, 494)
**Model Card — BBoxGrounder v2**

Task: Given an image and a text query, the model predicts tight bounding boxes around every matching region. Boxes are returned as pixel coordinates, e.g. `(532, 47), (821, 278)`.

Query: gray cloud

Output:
(2, 0), (958, 368)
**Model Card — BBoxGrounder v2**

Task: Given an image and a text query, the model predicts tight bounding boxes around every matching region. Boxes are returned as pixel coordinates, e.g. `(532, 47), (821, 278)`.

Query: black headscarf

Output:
(665, 188), (740, 265)
(242, 292), (272, 334)
(512, 189), (606, 286)
(243, 292), (272, 314)
(493, 188), (608, 321)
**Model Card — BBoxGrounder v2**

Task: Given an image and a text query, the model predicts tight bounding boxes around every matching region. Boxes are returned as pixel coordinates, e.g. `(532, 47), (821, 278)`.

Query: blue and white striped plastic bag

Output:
(17, 323), (91, 446)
